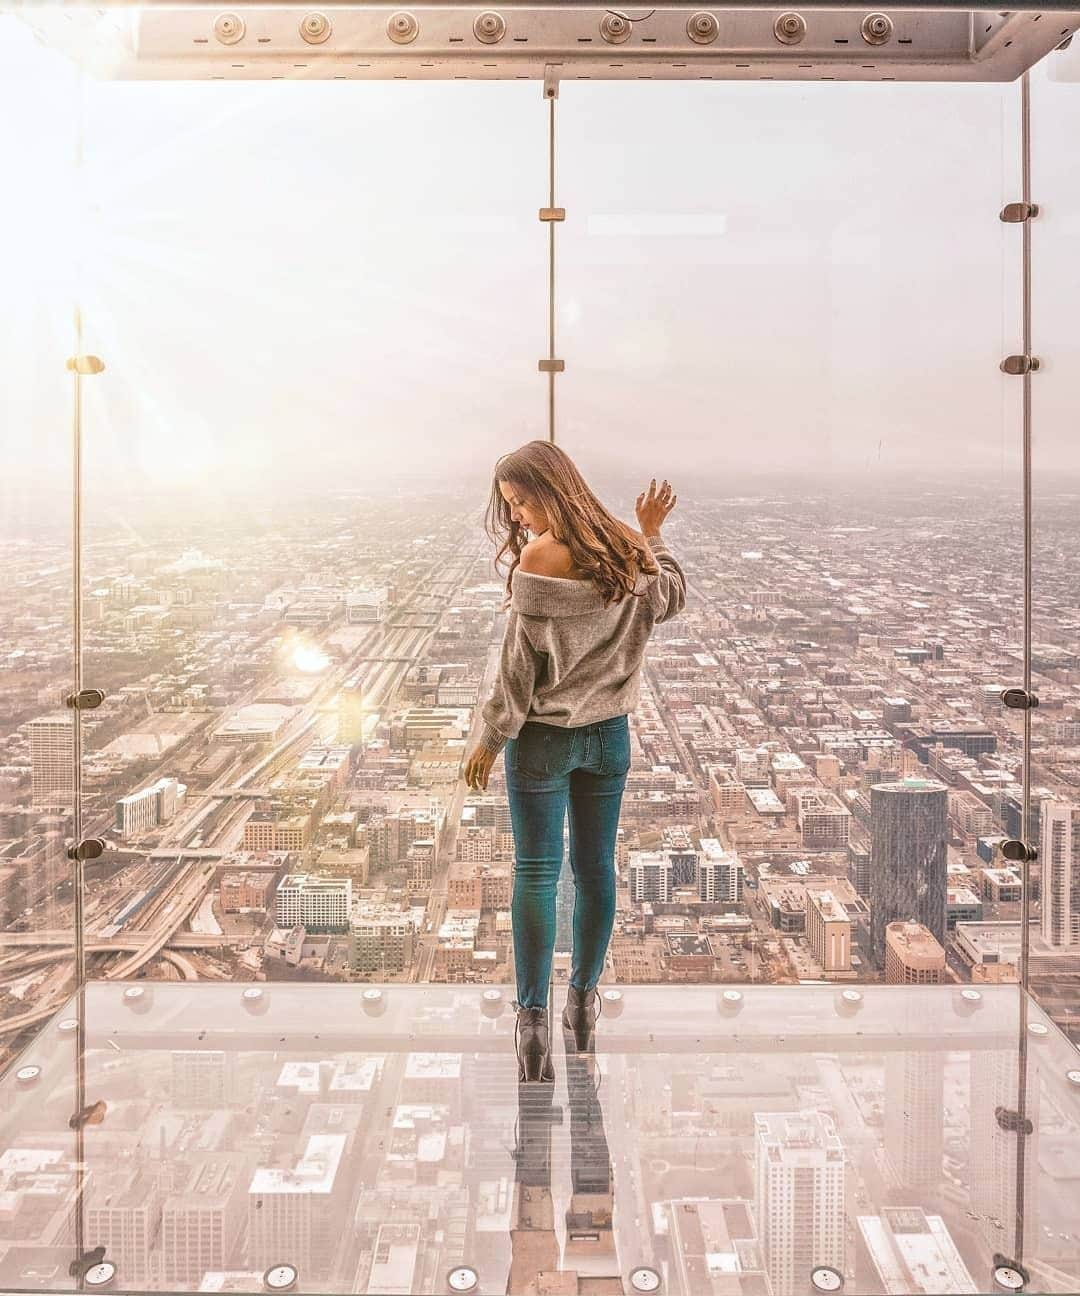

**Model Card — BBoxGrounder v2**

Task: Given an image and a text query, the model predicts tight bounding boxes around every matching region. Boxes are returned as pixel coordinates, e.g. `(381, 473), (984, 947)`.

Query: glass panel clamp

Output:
(995, 1105), (1034, 1135)
(1000, 687), (1039, 709)
(1000, 355), (1040, 375)
(66, 687), (106, 710)
(65, 355), (106, 375)
(1000, 839), (1037, 864)
(999, 202), (1039, 223)
(67, 837), (106, 862)
(69, 1098), (108, 1130)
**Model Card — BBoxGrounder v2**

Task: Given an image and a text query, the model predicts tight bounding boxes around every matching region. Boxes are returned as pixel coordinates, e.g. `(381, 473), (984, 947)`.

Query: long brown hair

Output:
(485, 441), (659, 609)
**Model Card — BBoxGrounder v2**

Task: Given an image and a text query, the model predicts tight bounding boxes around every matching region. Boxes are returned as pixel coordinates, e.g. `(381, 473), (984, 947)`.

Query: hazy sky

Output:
(2, 15), (1079, 526)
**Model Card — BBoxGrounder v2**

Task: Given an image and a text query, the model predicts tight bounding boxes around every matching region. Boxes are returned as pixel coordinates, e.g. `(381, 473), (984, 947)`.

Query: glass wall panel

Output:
(0, 979), (1060, 1294)
(1029, 46), (1080, 1042)
(75, 66), (545, 1009)
(1026, 40), (1080, 1294)
(557, 80), (1028, 1005)
(0, 16), (83, 1284)
(0, 16), (80, 1068)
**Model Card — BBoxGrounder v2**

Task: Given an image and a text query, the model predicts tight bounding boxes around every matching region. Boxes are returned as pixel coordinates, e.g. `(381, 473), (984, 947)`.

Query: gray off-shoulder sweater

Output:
(478, 535), (687, 756)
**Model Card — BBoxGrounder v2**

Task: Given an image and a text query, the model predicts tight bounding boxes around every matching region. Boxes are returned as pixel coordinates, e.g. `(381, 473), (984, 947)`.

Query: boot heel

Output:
(515, 1004), (555, 1083)
(562, 985), (601, 1052)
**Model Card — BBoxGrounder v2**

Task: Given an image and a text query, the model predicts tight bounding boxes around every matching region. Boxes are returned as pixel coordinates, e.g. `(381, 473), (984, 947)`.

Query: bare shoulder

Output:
(519, 534), (583, 578)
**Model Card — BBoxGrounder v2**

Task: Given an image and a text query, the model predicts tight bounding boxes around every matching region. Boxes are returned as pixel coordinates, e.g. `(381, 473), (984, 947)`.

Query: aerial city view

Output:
(0, 474), (1078, 1293)
(1, 12), (1079, 1290)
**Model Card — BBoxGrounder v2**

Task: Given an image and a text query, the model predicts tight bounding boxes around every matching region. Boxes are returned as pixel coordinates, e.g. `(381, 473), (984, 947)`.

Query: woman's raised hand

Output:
(636, 478), (677, 536)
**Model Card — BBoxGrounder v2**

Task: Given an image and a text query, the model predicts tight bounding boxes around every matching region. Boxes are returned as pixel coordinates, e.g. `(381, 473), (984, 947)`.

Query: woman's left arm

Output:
(477, 608), (545, 757)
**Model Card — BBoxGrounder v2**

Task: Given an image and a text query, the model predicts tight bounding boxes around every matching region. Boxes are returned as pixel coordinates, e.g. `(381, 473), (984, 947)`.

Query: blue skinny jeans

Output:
(504, 713), (631, 1009)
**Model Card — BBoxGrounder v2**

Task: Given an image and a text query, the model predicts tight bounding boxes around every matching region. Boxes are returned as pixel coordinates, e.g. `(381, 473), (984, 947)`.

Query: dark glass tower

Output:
(869, 778), (948, 964)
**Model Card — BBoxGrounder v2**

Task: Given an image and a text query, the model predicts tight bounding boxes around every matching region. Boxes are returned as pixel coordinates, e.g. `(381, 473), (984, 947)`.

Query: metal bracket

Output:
(538, 207), (566, 222)
(67, 838), (107, 863)
(1000, 687), (1039, 710)
(543, 65), (559, 100)
(992, 1256), (1030, 1294)
(1000, 355), (1040, 375)
(995, 1105), (1034, 1135)
(68, 1099), (108, 1131)
(69, 1247), (107, 1280)
(65, 355), (106, 375)
(66, 687), (107, 711)
(538, 358), (565, 372)
(999, 202), (1039, 223)
(1000, 839), (1037, 865)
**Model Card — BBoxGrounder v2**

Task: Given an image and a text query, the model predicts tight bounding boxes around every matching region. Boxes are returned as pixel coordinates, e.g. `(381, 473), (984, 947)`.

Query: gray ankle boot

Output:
(561, 984), (601, 1051)
(514, 1003), (555, 1083)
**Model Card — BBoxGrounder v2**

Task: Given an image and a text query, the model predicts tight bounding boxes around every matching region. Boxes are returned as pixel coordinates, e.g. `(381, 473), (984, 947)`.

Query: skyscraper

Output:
(869, 778), (948, 965)
(1040, 799), (1080, 948)
(755, 1109), (845, 1296)
(29, 713), (74, 808)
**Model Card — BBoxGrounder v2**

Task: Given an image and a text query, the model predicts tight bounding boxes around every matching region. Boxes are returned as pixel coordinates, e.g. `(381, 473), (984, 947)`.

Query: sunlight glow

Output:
(292, 644), (330, 674)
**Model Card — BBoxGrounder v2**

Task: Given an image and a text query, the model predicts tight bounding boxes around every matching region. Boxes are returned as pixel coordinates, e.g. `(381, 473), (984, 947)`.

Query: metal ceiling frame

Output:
(15, 3), (1080, 82)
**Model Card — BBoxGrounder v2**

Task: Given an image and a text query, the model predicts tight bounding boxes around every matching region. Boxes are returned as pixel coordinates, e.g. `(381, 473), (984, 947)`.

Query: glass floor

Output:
(1, 983), (1078, 1295)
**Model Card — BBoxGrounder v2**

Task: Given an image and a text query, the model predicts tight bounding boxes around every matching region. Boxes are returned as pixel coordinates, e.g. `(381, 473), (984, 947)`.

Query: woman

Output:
(462, 441), (686, 1082)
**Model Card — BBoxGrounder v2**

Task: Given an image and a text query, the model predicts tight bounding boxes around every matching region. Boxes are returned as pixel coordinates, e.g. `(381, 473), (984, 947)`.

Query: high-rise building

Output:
(28, 713), (74, 808)
(969, 1049), (1040, 1254)
(1040, 799), (1080, 947)
(628, 851), (673, 904)
(754, 1110), (844, 1296)
(806, 889), (852, 974)
(350, 911), (415, 973)
(275, 874), (352, 932)
(161, 1160), (245, 1288)
(248, 1135), (348, 1281)
(885, 1049), (944, 1188)
(797, 790), (853, 849)
(85, 1167), (162, 1287)
(869, 778), (948, 964)
(698, 838), (742, 903)
(172, 1051), (235, 1108)
(884, 921), (945, 985)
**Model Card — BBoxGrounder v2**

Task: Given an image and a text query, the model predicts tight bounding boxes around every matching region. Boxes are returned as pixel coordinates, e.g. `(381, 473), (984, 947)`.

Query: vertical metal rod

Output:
(71, 70), (89, 1292)
(548, 95), (556, 444)
(1013, 66), (1034, 1269)
(1019, 73), (1033, 1000)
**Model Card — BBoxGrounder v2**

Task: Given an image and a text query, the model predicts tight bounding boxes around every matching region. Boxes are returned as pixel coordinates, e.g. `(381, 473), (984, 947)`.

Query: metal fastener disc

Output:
(387, 11), (419, 43)
(687, 12), (719, 43)
(774, 12), (807, 44)
(300, 12), (332, 43)
(213, 12), (245, 44)
(84, 1262), (117, 1288)
(474, 11), (506, 43)
(861, 12), (893, 44)
(600, 12), (632, 43)
(264, 1263), (298, 1291)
